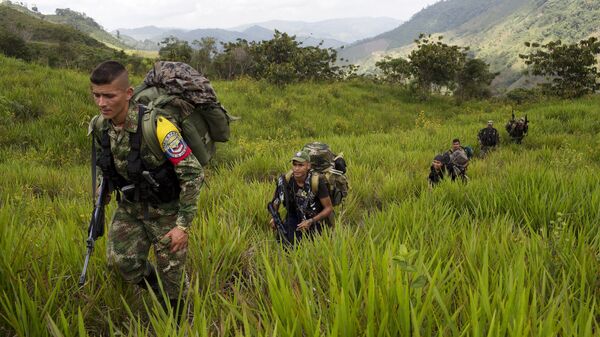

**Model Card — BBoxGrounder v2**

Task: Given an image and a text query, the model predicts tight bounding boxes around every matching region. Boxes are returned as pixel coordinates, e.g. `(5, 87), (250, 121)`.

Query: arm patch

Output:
(156, 116), (191, 165)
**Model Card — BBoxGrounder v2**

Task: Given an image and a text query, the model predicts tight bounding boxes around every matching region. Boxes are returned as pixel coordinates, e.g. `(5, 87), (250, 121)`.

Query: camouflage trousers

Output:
(106, 200), (189, 299)
(479, 145), (496, 158)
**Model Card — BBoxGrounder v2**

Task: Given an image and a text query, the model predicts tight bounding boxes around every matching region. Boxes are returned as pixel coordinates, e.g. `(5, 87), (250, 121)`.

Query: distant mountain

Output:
(341, 0), (600, 88)
(230, 17), (403, 43)
(115, 25), (347, 50)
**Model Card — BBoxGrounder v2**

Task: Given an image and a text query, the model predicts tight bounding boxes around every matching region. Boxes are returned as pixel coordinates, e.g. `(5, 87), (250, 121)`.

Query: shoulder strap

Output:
(141, 105), (166, 161)
(310, 172), (319, 195)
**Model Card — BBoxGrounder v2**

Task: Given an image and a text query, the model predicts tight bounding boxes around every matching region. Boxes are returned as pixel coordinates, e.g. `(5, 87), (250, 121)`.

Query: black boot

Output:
(169, 298), (185, 323)
(137, 263), (162, 295)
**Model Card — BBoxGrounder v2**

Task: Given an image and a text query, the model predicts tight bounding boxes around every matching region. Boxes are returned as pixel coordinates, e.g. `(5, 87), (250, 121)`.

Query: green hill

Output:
(341, 0), (600, 88)
(0, 54), (598, 336)
(0, 5), (149, 73)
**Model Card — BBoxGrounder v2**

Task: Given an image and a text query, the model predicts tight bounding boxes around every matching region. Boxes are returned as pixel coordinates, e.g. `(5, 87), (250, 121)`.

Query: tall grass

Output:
(0, 55), (598, 336)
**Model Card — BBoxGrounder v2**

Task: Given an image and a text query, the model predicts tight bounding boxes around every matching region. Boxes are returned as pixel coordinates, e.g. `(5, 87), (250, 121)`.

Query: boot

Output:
(137, 262), (161, 295)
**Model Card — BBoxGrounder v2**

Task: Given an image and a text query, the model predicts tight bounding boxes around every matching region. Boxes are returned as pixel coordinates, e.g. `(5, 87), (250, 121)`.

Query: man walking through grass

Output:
(477, 120), (500, 157)
(87, 60), (203, 320)
(445, 138), (469, 182)
(269, 150), (333, 244)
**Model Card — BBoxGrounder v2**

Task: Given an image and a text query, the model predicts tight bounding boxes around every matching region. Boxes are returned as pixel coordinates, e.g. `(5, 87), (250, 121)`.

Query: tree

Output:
(375, 56), (411, 83)
(519, 37), (600, 98)
(158, 36), (193, 63)
(0, 29), (30, 60)
(409, 34), (467, 95)
(191, 37), (217, 76)
(455, 58), (497, 100)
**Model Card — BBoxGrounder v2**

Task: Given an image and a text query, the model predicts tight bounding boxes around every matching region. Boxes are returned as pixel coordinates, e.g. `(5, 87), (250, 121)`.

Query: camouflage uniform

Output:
(89, 103), (203, 299)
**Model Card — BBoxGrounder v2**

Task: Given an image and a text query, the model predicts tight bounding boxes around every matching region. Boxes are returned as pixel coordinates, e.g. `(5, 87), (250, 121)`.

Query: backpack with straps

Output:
(132, 61), (237, 166)
(285, 142), (349, 206)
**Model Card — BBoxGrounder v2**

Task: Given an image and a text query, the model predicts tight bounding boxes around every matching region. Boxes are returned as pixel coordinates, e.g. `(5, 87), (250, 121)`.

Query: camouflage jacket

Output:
(89, 103), (204, 229)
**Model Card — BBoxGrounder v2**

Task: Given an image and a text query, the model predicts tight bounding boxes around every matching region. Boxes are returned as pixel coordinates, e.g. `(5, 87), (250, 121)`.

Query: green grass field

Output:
(0, 55), (598, 336)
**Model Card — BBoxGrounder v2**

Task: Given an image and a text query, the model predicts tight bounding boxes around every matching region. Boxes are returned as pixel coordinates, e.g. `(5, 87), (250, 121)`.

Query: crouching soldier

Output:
(428, 154), (446, 188)
(268, 150), (333, 245)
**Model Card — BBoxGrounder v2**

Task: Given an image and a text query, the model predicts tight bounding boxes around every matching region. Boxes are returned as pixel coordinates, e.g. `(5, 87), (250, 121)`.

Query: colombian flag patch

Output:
(156, 116), (191, 165)
(162, 131), (191, 165)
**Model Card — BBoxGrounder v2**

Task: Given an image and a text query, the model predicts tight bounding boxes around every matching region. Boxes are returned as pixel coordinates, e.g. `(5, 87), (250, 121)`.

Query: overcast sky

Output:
(30, 0), (440, 31)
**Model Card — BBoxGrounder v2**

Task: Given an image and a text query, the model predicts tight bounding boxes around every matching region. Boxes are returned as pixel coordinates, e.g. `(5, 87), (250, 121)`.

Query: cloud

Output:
(33, 0), (440, 30)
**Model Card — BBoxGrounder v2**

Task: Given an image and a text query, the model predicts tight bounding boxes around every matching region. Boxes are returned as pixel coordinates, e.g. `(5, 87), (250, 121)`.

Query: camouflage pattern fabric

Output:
(90, 105), (204, 228)
(303, 142), (335, 172)
(89, 104), (203, 300)
(144, 61), (217, 105)
(106, 199), (188, 299)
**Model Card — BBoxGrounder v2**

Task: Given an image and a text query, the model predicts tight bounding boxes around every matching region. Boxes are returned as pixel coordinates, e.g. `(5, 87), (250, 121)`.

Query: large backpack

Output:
(132, 61), (236, 166)
(286, 142), (349, 206)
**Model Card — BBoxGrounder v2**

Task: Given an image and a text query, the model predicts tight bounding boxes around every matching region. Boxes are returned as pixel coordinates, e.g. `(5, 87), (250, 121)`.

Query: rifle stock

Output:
(78, 177), (108, 286)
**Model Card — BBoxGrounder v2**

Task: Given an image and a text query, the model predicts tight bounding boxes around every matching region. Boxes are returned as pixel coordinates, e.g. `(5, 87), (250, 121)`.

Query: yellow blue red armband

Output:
(156, 116), (191, 165)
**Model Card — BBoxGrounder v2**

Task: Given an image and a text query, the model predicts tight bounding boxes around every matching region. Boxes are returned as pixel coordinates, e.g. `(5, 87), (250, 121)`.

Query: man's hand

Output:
(163, 227), (188, 253)
(297, 218), (313, 231)
(269, 218), (276, 230)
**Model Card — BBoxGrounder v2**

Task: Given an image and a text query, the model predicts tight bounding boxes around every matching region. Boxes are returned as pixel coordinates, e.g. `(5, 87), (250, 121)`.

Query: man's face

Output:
(487, 123), (493, 128)
(91, 77), (132, 123)
(432, 159), (443, 170)
(292, 161), (310, 179)
(452, 142), (461, 151)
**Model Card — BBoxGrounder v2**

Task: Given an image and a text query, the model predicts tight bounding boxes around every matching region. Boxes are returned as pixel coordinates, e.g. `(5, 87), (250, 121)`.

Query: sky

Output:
(28, 0), (440, 31)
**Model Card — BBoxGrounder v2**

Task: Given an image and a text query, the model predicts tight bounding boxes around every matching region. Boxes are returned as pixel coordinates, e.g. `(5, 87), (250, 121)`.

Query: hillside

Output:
(0, 2), (132, 50)
(0, 54), (598, 336)
(0, 5), (147, 73)
(340, 0), (600, 88)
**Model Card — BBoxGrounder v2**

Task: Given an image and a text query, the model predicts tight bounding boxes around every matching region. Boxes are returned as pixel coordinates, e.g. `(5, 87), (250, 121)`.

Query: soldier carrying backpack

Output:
(506, 112), (528, 144)
(477, 120), (500, 157)
(444, 138), (470, 182)
(268, 150), (334, 245)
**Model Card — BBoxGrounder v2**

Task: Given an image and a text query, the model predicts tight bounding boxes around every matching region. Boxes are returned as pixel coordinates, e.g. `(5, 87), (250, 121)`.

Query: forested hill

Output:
(0, 5), (147, 73)
(340, 0), (600, 87)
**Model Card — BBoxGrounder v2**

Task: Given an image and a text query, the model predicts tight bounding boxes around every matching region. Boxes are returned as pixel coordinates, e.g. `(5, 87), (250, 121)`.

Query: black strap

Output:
(91, 136), (97, 203)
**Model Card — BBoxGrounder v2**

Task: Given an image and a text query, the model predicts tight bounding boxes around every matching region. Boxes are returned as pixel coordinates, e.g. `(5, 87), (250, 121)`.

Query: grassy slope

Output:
(0, 55), (598, 336)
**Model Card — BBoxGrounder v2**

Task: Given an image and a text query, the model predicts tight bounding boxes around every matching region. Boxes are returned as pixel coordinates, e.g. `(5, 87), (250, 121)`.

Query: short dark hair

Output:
(90, 61), (128, 85)
(452, 138), (460, 143)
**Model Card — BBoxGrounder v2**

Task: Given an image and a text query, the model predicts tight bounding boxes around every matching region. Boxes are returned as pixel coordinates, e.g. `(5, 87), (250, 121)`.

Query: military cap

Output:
(291, 150), (310, 163)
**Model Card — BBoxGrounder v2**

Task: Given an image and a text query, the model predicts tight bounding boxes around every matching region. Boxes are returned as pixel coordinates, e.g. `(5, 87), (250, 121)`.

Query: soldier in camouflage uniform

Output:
(87, 61), (203, 319)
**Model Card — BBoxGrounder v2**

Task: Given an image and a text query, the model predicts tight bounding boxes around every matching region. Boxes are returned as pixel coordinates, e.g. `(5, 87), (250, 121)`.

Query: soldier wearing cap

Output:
(477, 120), (500, 157)
(269, 150), (333, 244)
(428, 154), (446, 188)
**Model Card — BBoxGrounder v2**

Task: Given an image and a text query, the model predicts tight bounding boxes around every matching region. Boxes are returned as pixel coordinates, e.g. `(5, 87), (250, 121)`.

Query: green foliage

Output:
(520, 37), (600, 98)
(455, 58), (498, 101)
(409, 34), (467, 95)
(158, 36), (193, 63)
(0, 5), (149, 75)
(1, 54), (599, 336)
(375, 56), (411, 83)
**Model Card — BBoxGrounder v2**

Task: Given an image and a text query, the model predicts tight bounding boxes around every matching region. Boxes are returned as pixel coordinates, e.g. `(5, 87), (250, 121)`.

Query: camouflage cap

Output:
(487, 120), (493, 124)
(291, 150), (310, 163)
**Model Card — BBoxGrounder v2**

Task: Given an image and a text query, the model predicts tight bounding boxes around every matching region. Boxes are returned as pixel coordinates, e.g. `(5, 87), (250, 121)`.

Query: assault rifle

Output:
(267, 202), (290, 244)
(78, 177), (109, 286)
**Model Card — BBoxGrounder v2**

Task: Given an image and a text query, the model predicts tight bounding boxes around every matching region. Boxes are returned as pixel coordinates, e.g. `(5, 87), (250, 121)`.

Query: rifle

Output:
(78, 177), (109, 286)
(267, 202), (290, 244)
(269, 174), (292, 244)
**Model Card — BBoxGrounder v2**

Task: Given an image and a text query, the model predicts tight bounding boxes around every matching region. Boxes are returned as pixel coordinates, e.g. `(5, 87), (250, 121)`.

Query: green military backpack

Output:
(133, 61), (237, 166)
(295, 142), (349, 206)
